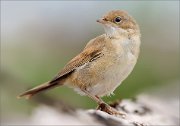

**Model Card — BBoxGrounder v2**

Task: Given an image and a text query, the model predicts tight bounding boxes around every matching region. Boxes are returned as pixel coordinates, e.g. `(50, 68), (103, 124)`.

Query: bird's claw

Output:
(97, 103), (126, 118)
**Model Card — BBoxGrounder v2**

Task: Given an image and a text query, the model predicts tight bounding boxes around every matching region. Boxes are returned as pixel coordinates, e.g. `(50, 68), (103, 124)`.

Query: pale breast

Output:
(87, 38), (138, 97)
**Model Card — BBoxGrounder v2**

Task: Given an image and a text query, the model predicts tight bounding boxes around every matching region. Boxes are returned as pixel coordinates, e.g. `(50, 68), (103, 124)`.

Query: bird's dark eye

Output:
(114, 16), (122, 23)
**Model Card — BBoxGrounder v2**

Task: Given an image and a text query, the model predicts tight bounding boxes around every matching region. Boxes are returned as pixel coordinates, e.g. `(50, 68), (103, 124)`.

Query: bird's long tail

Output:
(17, 81), (60, 99)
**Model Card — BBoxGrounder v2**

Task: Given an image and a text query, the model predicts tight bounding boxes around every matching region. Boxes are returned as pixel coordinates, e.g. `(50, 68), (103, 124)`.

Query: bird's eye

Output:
(114, 16), (122, 23)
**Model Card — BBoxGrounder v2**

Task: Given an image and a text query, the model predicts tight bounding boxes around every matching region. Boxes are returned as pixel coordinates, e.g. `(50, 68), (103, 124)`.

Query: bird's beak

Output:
(96, 18), (107, 24)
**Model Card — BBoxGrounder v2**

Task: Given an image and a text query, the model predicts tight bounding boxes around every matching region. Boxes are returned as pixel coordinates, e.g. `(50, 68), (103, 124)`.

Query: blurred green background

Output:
(1, 1), (179, 124)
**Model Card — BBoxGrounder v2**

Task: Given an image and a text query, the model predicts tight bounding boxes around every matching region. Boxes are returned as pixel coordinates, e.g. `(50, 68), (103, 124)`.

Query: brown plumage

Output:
(18, 10), (141, 116)
(18, 35), (105, 99)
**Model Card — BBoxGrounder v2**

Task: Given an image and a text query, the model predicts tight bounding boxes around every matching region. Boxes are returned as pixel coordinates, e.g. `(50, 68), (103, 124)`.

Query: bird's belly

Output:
(87, 52), (137, 97)
(67, 51), (137, 97)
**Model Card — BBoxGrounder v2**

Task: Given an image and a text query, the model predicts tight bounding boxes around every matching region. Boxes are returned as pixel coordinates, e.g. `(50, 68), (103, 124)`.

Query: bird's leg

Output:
(81, 88), (103, 105)
(81, 88), (126, 117)
(95, 96), (126, 117)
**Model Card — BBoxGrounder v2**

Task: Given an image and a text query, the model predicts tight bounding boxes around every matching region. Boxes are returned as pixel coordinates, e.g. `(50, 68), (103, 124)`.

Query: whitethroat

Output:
(18, 10), (141, 116)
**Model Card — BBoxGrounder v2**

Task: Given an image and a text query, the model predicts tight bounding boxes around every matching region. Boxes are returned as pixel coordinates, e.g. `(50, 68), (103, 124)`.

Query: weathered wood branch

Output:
(22, 94), (178, 126)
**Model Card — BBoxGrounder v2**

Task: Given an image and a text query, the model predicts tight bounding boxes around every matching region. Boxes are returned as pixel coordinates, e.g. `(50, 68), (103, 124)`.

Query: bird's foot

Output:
(97, 103), (126, 118)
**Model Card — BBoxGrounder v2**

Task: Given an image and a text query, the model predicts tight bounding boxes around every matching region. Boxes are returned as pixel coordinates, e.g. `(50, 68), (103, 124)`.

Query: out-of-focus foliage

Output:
(1, 1), (179, 123)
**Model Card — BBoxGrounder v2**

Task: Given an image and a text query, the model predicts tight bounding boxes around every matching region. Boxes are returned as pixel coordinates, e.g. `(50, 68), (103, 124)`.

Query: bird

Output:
(18, 10), (141, 116)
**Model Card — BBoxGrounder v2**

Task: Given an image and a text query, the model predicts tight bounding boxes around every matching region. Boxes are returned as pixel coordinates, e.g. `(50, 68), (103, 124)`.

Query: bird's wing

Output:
(17, 36), (106, 99)
(49, 36), (105, 84)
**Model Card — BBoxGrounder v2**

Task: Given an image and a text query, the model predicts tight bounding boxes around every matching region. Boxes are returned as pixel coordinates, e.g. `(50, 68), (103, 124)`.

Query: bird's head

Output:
(97, 10), (140, 38)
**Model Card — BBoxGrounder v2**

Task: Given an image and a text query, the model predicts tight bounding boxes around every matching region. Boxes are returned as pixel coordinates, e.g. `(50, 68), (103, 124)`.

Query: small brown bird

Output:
(18, 10), (141, 116)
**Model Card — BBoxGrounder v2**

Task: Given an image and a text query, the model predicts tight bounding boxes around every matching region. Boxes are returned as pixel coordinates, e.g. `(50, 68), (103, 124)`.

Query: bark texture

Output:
(11, 94), (178, 126)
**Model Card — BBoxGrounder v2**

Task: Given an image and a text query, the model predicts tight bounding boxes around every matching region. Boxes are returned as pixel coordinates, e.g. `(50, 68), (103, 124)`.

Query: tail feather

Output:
(17, 81), (59, 99)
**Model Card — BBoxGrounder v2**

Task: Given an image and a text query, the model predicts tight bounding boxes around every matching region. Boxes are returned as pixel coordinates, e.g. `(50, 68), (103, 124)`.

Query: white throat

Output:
(103, 25), (127, 38)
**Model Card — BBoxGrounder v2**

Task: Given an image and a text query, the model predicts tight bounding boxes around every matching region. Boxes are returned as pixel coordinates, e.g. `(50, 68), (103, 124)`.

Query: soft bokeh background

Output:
(1, 1), (179, 124)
